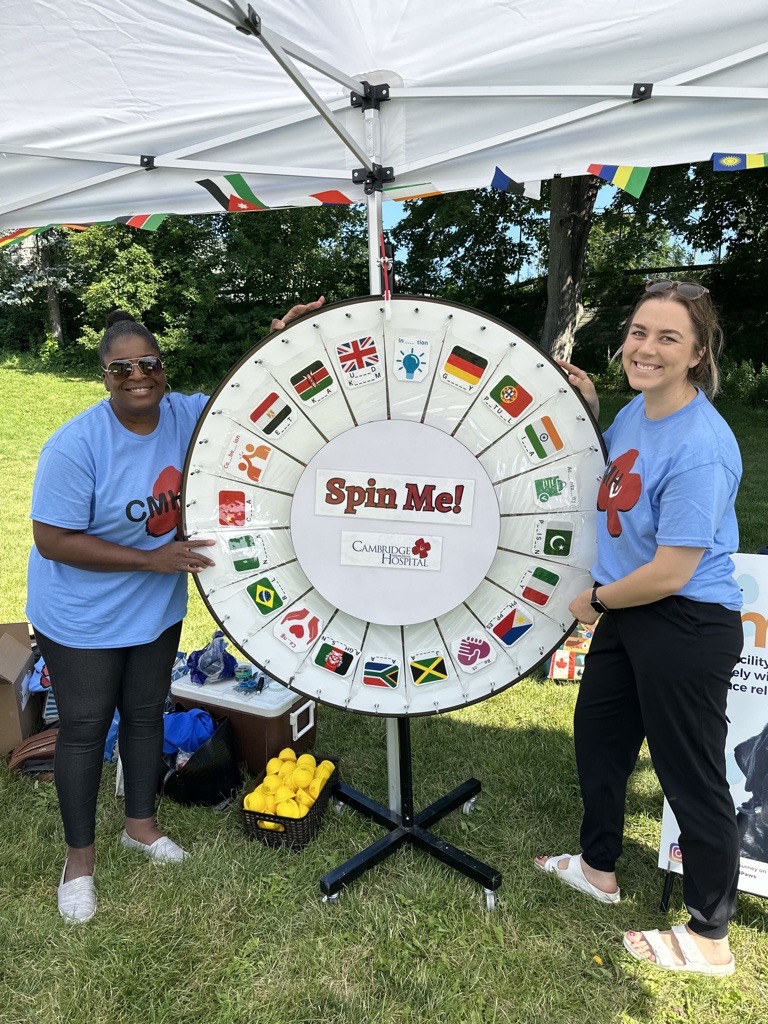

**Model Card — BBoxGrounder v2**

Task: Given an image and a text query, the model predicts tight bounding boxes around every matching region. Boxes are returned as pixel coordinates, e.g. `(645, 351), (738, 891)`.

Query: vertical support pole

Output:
(362, 100), (401, 814)
(397, 716), (415, 826)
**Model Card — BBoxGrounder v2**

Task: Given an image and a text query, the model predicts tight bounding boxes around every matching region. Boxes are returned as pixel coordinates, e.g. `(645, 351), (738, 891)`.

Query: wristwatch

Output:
(590, 585), (609, 615)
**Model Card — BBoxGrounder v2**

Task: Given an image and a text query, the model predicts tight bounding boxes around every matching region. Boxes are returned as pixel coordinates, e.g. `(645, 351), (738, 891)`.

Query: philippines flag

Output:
(491, 605), (533, 647)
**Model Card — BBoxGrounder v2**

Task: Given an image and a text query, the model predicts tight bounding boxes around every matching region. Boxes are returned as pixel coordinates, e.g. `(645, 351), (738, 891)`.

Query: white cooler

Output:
(170, 676), (317, 775)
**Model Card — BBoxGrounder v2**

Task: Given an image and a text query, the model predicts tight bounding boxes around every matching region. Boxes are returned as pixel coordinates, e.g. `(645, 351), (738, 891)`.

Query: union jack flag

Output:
(337, 337), (379, 373)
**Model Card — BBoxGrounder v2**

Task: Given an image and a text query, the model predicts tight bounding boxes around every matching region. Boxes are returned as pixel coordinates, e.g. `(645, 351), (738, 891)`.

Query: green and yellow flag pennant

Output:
(196, 173), (267, 212)
(588, 163), (650, 198)
(0, 225), (51, 249)
(711, 152), (768, 172)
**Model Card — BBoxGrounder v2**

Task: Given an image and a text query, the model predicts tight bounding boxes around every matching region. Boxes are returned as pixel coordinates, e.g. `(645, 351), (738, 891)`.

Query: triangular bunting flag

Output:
(196, 173), (267, 212)
(588, 164), (650, 198)
(711, 153), (768, 172)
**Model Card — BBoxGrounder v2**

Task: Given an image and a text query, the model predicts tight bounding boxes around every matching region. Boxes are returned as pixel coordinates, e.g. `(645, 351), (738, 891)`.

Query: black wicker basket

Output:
(242, 755), (339, 851)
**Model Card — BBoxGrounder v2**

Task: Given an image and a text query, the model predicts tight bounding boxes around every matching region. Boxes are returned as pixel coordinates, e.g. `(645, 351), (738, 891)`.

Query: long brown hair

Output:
(619, 283), (724, 398)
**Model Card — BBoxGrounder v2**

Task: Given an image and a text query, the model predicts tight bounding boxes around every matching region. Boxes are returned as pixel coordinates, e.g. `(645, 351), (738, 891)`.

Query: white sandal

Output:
(623, 925), (735, 976)
(535, 854), (620, 904)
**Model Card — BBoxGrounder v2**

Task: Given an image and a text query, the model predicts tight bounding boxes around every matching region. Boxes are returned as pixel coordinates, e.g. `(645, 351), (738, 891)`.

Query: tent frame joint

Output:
(632, 82), (653, 103)
(140, 154), (156, 170)
(350, 81), (391, 111)
(352, 163), (395, 195)
(244, 5), (261, 35)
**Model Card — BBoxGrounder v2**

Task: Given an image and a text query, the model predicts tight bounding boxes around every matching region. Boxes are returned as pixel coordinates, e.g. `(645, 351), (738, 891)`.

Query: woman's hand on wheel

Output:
(150, 539), (216, 575)
(556, 359), (600, 420)
(270, 296), (325, 332)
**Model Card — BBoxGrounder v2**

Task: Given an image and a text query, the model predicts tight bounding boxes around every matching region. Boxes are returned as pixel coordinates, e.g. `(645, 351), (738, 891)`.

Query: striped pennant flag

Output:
(196, 173), (267, 212)
(114, 214), (168, 231)
(0, 226), (51, 249)
(588, 164), (650, 198)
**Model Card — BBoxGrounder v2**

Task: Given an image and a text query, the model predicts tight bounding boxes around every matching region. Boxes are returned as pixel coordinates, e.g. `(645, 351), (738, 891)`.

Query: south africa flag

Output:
(196, 173), (267, 212)
(247, 577), (284, 615)
(363, 659), (399, 688)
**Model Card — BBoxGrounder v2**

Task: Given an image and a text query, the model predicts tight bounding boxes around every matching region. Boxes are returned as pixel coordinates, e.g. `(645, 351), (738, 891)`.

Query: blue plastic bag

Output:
(186, 630), (236, 686)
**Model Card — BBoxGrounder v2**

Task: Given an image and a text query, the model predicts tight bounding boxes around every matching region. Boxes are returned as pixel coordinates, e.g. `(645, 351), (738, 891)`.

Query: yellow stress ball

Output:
(275, 798), (300, 818)
(262, 775), (281, 794)
(278, 747), (297, 762)
(264, 796), (277, 814)
(265, 757), (283, 775)
(277, 761), (295, 780)
(308, 777), (325, 800)
(296, 753), (316, 770)
(291, 767), (314, 790)
(258, 820), (284, 832)
(296, 789), (314, 809)
(274, 785), (296, 803)
(243, 790), (266, 812)
(318, 760), (336, 777)
(297, 804), (309, 818)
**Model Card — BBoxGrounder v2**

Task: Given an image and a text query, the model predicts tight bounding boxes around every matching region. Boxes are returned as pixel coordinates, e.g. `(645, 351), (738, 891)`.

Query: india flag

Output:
(522, 416), (564, 461)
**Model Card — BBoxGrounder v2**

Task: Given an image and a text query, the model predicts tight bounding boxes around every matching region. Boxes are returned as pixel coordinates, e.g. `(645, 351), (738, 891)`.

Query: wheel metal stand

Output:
(320, 717), (502, 908)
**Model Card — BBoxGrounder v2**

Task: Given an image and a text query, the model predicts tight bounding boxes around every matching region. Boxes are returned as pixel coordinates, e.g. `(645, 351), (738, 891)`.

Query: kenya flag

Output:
(196, 174), (267, 212)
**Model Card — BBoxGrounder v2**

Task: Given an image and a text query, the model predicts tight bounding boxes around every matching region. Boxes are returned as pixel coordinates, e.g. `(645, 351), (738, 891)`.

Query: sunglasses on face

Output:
(645, 279), (709, 300)
(102, 355), (165, 379)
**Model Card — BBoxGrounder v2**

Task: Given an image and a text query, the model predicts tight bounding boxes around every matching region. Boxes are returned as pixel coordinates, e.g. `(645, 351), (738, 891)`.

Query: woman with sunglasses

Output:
(27, 302), (322, 923)
(536, 281), (743, 975)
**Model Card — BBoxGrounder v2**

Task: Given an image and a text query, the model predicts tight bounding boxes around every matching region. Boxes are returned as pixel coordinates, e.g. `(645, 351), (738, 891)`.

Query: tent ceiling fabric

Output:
(1, 0), (766, 230)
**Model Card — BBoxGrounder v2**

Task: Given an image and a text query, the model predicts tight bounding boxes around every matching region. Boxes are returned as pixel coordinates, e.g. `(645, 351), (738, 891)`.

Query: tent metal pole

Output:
(359, 100), (402, 814)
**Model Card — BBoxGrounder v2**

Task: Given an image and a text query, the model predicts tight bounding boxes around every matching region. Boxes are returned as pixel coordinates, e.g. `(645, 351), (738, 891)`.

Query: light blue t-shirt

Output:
(27, 392), (208, 648)
(592, 389), (742, 610)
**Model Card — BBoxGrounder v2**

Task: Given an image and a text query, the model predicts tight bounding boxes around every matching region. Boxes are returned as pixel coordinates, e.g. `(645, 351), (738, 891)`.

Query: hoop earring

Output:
(165, 381), (172, 393)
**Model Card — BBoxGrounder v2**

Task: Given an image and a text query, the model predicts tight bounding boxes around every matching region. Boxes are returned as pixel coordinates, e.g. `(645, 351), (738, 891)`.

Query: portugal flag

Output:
(196, 173), (267, 212)
(490, 375), (533, 418)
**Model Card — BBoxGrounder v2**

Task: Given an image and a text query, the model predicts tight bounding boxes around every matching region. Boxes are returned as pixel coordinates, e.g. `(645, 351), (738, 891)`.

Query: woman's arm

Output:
(33, 522), (216, 575)
(569, 544), (706, 624)
(556, 359), (600, 420)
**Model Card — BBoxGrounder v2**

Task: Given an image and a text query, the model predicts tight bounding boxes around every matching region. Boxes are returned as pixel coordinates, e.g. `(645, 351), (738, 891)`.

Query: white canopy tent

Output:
(2, 0), (766, 811)
(2, 0), (767, 285)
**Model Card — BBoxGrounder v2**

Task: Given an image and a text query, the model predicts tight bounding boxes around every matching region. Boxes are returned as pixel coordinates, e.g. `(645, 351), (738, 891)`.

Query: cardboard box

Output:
(170, 676), (317, 775)
(0, 623), (41, 756)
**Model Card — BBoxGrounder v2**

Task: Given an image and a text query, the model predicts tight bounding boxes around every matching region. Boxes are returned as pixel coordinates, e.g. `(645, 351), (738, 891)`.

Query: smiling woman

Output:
(542, 281), (744, 976)
(24, 300), (323, 925)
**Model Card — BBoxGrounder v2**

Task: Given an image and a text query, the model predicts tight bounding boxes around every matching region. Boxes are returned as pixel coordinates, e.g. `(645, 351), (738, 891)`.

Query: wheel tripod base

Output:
(319, 779), (502, 898)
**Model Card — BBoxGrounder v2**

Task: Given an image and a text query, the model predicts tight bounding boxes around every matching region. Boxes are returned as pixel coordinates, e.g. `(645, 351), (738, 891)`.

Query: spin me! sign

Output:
(315, 470), (475, 525)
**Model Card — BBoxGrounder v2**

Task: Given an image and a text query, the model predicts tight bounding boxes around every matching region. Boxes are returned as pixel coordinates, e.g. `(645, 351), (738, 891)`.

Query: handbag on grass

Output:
(159, 714), (242, 807)
(8, 728), (59, 775)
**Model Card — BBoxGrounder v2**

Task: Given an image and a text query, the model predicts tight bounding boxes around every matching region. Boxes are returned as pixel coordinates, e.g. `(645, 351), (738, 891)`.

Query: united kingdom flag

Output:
(337, 337), (379, 372)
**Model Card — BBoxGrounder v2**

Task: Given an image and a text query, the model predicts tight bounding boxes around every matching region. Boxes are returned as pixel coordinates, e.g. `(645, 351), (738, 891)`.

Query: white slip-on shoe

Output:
(535, 853), (620, 904)
(57, 861), (97, 923)
(120, 830), (189, 863)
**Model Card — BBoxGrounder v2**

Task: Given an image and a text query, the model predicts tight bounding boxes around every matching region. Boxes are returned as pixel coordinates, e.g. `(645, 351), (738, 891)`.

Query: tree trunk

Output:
(38, 237), (66, 349)
(539, 174), (600, 361)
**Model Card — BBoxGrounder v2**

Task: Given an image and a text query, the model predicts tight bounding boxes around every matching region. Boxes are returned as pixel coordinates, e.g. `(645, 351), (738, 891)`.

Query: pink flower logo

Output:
(412, 538), (431, 559)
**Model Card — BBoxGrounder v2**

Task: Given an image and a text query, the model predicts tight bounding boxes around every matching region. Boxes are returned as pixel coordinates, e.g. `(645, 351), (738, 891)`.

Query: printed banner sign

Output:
(340, 532), (442, 571)
(658, 554), (768, 898)
(316, 470), (475, 525)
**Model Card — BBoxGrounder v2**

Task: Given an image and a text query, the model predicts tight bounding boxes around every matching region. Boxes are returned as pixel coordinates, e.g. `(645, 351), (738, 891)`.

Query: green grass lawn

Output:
(1, 360), (767, 1024)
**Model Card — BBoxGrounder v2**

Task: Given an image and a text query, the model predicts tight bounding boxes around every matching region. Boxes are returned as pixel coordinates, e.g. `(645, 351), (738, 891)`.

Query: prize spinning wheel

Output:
(182, 296), (606, 717)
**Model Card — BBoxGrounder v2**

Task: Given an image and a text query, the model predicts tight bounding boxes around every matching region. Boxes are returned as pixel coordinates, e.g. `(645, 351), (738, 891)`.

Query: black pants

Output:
(575, 596), (743, 939)
(34, 621), (182, 848)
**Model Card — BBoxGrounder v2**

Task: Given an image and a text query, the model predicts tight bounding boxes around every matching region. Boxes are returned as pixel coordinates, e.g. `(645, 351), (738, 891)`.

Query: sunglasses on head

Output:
(645, 279), (709, 300)
(102, 355), (165, 379)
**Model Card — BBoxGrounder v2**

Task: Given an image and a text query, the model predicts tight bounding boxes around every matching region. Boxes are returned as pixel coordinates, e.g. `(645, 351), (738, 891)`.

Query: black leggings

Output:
(575, 596), (743, 940)
(34, 621), (182, 848)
